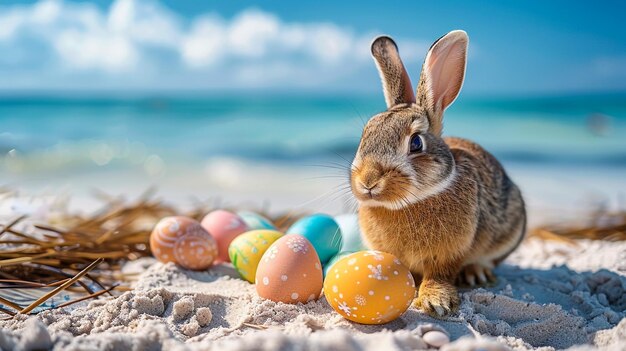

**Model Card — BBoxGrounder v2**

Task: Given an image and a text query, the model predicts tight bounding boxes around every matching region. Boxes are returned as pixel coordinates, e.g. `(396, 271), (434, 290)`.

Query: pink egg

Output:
(150, 216), (217, 270)
(201, 210), (249, 263)
(255, 234), (323, 304)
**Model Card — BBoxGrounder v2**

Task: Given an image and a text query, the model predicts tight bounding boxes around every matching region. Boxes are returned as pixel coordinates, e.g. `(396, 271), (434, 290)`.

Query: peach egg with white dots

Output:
(323, 250), (416, 324)
(255, 234), (323, 304)
(150, 216), (218, 271)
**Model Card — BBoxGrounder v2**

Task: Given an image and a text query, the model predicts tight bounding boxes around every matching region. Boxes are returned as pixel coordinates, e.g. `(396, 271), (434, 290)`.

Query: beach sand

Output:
(0, 158), (625, 350)
(1, 232), (624, 351)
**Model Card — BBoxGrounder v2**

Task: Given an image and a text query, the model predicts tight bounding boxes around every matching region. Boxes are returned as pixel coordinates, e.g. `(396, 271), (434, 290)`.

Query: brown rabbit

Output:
(350, 30), (526, 317)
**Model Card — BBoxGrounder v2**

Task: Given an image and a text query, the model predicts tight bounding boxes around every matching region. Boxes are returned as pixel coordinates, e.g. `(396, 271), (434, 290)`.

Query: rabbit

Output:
(349, 30), (526, 317)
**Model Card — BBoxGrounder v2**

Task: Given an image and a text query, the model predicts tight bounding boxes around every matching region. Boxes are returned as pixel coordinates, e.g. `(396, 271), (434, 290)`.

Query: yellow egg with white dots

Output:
(323, 250), (416, 324)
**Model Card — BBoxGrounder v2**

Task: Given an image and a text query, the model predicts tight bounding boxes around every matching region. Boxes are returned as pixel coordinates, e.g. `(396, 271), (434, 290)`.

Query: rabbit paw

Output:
(413, 280), (459, 318)
(459, 262), (496, 287)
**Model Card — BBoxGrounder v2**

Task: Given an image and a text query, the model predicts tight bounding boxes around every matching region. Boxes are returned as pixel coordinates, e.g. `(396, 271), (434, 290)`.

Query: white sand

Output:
(1, 173), (625, 351)
(1, 236), (624, 351)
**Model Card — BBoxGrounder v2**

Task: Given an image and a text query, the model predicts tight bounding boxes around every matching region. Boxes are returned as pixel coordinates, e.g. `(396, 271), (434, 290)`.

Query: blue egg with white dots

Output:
(286, 214), (342, 264)
(237, 211), (277, 230)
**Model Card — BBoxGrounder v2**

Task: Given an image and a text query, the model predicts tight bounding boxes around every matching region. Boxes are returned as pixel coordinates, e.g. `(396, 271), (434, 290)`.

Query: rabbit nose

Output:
(358, 180), (382, 197)
(355, 157), (385, 197)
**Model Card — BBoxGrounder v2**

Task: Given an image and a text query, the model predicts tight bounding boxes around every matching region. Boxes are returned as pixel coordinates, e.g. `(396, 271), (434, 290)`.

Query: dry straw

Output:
(530, 207), (626, 243)
(0, 189), (303, 317)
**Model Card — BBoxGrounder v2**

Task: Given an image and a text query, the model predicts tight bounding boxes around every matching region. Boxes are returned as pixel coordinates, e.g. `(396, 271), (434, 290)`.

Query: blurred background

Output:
(0, 0), (625, 223)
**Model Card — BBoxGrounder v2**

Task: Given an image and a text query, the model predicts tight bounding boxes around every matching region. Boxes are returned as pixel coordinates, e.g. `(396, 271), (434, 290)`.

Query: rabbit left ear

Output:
(371, 36), (416, 109)
(417, 30), (468, 136)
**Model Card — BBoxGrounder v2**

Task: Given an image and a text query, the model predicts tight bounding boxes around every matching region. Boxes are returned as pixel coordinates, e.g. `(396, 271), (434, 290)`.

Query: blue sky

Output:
(0, 0), (625, 96)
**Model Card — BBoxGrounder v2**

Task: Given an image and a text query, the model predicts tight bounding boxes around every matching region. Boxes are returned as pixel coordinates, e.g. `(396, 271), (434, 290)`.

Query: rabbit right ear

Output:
(371, 36), (416, 109)
(416, 30), (468, 136)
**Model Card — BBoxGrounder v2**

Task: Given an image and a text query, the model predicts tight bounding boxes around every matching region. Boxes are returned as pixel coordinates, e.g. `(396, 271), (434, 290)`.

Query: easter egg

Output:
(237, 211), (277, 230)
(201, 210), (249, 263)
(286, 214), (342, 264)
(228, 230), (283, 283)
(323, 251), (356, 277)
(150, 216), (218, 270)
(255, 234), (323, 304)
(335, 214), (367, 252)
(323, 250), (416, 324)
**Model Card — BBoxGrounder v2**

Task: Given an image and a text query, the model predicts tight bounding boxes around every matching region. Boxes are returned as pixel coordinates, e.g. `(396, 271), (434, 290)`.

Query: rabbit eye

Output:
(409, 134), (423, 153)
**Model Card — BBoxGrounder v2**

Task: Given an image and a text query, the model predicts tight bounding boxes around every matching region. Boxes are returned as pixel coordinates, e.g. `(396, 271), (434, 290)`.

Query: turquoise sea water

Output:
(1, 94), (625, 174)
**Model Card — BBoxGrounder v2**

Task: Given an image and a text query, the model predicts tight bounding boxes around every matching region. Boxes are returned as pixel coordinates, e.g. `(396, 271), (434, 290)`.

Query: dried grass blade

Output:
(0, 252), (56, 267)
(85, 273), (114, 297)
(0, 279), (47, 287)
(19, 258), (103, 314)
(242, 322), (269, 330)
(94, 229), (115, 245)
(0, 215), (27, 239)
(50, 284), (118, 311)
(22, 264), (95, 294)
(6, 229), (47, 244)
(0, 296), (21, 310)
(33, 224), (66, 235)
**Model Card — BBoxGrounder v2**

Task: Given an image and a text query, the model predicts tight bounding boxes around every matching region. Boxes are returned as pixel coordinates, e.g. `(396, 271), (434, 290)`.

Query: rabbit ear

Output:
(417, 30), (468, 135)
(371, 36), (416, 109)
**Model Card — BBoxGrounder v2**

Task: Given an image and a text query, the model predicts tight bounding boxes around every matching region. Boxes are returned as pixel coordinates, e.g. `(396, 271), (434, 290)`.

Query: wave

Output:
(1, 94), (625, 174)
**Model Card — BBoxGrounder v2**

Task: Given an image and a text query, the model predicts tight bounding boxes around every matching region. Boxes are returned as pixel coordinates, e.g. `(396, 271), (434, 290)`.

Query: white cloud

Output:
(107, 0), (181, 47)
(179, 10), (370, 69)
(31, 0), (61, 24)
(306, 24), (355, 64)
(0, 0), (429, 91)
(0, 11), (22, 40)
(181, 15), (227, 67)
(54, 30), (138, 72)
(228, 10), (280, 58)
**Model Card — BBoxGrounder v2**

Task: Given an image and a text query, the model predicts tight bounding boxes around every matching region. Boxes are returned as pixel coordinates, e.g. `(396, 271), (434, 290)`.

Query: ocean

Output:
(1, 94), (625, 217)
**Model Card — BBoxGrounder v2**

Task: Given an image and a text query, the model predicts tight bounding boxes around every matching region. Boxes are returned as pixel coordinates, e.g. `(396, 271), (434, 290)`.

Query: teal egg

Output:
(237, 211), (277, 230)
(286, 214), (342, 264)
(323, 251), (356, 277)
(334, 214), (367, 252)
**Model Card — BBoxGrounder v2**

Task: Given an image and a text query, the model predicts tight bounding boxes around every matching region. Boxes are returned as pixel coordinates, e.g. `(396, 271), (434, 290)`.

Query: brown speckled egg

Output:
(255, 234), (323, 304)
(150, 216), (217, 270)
(201, 210), (249, 263)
